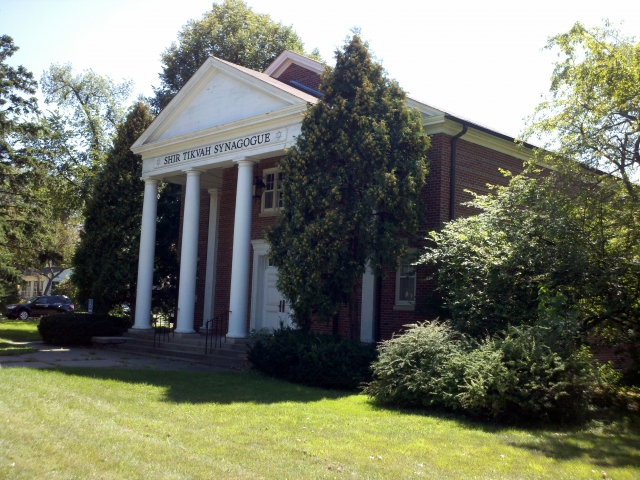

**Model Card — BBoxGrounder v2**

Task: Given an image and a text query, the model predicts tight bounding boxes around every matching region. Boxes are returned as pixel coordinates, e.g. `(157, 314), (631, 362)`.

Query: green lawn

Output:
(0, 319), (40, 356)
(0, 366), (638, 479)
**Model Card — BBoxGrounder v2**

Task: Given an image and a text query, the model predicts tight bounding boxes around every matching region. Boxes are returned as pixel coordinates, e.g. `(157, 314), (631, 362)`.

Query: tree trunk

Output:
(349, 288), (359, 341)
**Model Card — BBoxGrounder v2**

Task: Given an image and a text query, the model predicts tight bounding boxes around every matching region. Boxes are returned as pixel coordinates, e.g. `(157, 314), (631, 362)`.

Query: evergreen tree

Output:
(152, 0), (319, 111)
(266, 34), (430, 338)
(152, 182), (181, 314)
(0, 35), (51, 305)
(72, 102), (153, 313)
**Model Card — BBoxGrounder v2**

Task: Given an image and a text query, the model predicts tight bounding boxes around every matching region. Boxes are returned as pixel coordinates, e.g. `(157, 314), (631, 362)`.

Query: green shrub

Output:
(455, 326), (597, 423)
(366, 322), (600, 423)
(248, 327), (377, 390)
(364, 322), (467, 408)
(38, 313), (132, 346)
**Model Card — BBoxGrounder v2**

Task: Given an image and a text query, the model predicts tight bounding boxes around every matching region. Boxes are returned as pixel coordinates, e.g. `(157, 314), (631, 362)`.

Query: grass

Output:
(0, 319), (40, 356)
(0, 367), (639, 479)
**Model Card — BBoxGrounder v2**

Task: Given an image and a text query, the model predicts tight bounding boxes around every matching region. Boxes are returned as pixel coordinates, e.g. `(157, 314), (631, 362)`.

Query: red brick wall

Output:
(276, 63), (321, 92)
(183, 134), (528, 339)
(374, 134), (527, 340)
(174, 129), (625, 366)
(211, 157), (283, 334)
(590, 341), (633, 371)
(211, 167), (235, 329)
(454, 138), (524, 218)
(193, 189), (211, 330)
(178, 187), (212, 332)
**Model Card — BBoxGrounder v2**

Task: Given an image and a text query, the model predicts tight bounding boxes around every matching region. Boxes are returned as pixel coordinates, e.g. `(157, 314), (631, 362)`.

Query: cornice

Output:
(406, 97), (445, 118)
(423, 116), (533, 162)
(132, 104), (306, 158)
(133, 57), (311, 150)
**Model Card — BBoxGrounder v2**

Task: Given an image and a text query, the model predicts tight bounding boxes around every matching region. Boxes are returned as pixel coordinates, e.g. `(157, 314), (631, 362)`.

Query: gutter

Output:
(444, 113), (537, 150)
(289, 80), (324, 99)
(449, 122), (468, 221)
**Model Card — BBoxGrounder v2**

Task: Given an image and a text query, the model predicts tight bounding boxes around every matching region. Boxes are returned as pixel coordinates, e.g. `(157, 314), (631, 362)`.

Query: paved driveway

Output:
(0, 341), (224, 371)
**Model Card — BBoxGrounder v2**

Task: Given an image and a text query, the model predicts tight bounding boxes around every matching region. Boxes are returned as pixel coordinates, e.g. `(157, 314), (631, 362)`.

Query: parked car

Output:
(5, 295), (74, 320)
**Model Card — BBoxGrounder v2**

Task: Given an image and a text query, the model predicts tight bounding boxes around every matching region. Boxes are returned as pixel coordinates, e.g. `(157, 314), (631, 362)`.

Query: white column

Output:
(360, 264), (376, 342)
(175, 170), (202, 333)
(202, 188), (221, 324)
(227, 159), (255, 338)
(133, 179), (158, 330)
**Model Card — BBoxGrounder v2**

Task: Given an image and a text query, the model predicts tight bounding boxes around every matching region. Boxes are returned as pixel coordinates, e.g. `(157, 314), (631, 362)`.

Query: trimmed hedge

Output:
(38, 313), (132, 346)
(248, 327), (378, 390)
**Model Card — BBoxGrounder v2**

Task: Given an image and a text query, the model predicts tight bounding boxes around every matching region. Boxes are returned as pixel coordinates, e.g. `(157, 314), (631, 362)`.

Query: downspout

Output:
(449, 122), (468, 221)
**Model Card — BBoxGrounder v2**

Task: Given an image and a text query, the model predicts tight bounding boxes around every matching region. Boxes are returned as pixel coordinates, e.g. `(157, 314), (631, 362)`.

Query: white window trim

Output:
(260, 167), (283, 215)
(395, 249), (417, 309)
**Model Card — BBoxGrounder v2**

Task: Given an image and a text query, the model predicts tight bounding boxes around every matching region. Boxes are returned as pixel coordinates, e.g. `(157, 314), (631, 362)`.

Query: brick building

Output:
(130, 50), (533, 342)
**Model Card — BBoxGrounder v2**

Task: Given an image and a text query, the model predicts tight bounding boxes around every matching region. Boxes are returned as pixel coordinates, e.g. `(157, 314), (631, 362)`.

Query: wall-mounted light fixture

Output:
(252, 175), (266, 199)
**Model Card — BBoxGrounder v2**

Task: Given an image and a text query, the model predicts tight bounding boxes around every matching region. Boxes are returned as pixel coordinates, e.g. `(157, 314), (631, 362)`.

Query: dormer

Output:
(264, 50), (325, 97)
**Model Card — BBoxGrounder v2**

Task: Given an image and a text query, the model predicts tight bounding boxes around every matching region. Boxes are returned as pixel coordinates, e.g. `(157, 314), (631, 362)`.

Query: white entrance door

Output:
(262, 262), (290, 330)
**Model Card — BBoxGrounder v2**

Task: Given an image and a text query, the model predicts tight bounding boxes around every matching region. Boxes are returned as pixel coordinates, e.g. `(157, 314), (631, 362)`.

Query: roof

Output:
(263, 50), (325, 77)
(403, 94), (536, 150)
(135, 52), (534, 155)
(263, 54), (533, 150)
(216, 57), (319, 104)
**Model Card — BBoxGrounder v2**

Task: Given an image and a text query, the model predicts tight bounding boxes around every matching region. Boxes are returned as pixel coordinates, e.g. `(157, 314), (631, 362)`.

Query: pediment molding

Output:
(132, 57), (312, 151)
(263, 50), (325, 78)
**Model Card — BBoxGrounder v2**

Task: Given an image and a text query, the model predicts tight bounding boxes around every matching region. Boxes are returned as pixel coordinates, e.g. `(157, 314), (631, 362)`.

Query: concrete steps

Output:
(113, 330), (254, 370)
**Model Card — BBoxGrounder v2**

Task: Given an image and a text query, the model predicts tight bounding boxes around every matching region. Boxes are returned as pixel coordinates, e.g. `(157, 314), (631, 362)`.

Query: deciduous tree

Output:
(523, 21), (640, 197)
(420, 162), (640, 343)
(153, 0), (319, 110)
(38, 64), (133, 213)
(266, 34), (429, 339)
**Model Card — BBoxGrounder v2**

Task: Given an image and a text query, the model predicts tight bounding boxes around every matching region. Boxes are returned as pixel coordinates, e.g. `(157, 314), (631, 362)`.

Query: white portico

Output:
(130, 53), (318, 337)
(130, 51), (384, 341)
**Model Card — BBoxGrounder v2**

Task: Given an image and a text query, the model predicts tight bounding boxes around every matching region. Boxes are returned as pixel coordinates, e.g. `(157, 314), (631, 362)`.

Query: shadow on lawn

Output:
(366, 402), (640, 468)
(52, 367), (352, 405)
(505, 430), (640, 468)
(36, 366), (640, 468)
(0, 340), (37, 356)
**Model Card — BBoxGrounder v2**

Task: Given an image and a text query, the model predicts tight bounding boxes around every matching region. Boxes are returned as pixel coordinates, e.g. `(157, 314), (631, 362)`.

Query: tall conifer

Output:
(72, 102), (153, 313)
(266, 34), (430, 338)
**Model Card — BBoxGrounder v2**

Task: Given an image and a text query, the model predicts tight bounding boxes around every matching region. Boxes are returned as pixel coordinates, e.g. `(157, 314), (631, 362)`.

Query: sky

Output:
(1, 0), (639, 140)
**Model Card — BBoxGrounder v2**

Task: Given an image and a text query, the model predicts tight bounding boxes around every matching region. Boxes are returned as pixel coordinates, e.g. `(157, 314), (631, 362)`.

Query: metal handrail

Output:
(204, 311), (230, 354)
(153, 316), (175, 347)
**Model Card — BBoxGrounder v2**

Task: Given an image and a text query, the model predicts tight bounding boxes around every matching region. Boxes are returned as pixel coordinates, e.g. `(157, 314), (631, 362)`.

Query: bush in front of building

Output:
(363, 322), (467, 409)
(454, 326), (599, 423)
(419, 164), (640, 349)
(365, 322), (604, 424)
(38, 313), (132, 346)
(248, 327), (378, 390)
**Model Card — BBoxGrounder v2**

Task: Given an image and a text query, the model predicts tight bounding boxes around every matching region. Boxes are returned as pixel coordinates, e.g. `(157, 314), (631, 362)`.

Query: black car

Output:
(5, 295), (74, 320)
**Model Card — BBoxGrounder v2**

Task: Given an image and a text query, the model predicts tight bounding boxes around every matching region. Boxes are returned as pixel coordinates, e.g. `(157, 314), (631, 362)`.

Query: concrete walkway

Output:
(0, 341), (229, 372)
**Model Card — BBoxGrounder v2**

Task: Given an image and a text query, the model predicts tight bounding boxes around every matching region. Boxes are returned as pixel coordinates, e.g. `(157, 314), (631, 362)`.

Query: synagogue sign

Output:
(155, 128), (288, 168)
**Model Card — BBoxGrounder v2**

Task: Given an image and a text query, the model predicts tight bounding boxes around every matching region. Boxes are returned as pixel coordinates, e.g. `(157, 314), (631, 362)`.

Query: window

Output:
(261, 168), (283, 213)
(395, 251), (417, 306)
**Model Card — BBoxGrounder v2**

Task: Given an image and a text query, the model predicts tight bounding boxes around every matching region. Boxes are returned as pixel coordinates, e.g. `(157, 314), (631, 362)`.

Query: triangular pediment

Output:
(134, 57), (315, 149)
(152, 70), (291, 142)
